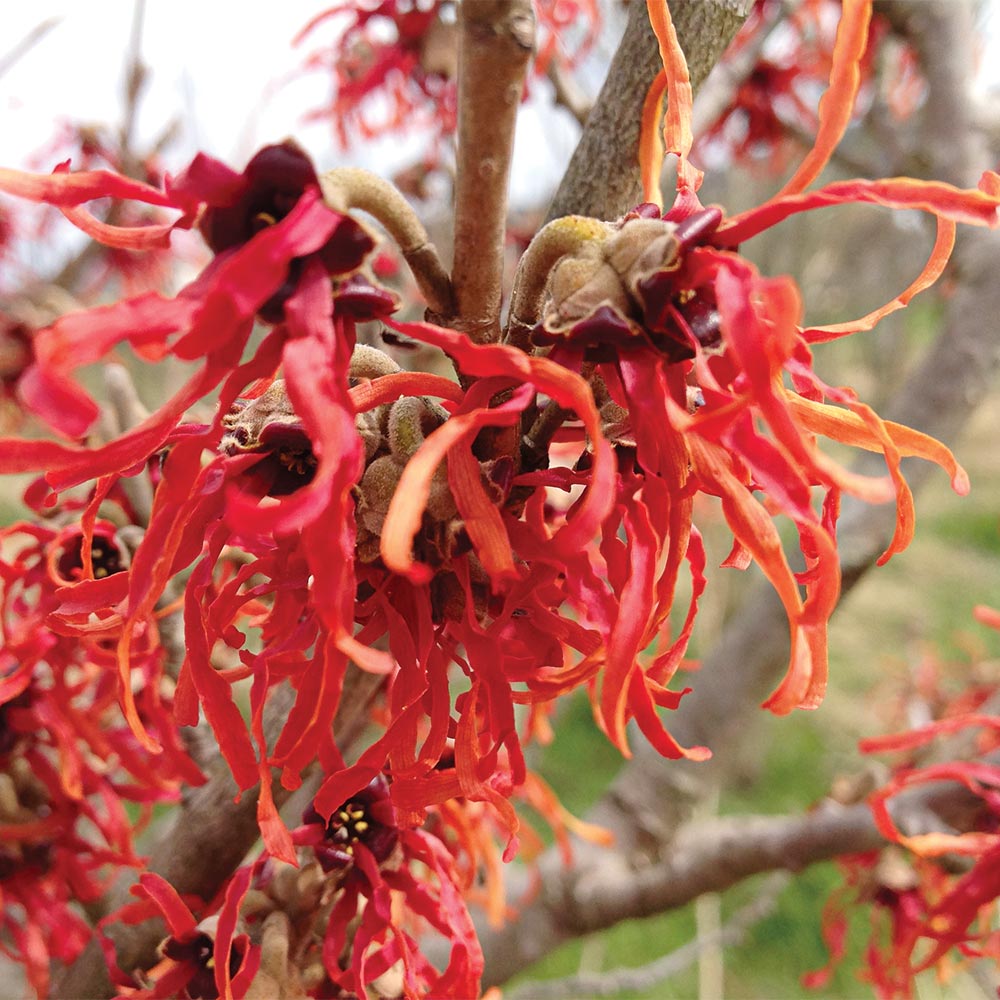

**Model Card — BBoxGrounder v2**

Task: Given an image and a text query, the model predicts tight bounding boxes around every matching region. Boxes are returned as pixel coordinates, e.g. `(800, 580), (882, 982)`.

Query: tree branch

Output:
(450, 0), (535, 343)
(546, 0), (754, 223)
(480, 759), (993, 988)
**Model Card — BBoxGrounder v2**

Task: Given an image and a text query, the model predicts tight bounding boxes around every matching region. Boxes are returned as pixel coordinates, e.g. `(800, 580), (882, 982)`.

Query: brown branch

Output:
(506, 872), (789, 1000)
(0, 16), (59, 80)
(545, 0), (754, 224)
(118, 0), (148, 181)
(480, 762), (992, 988)
(547, 58), (592, 128)
(449, 0), (535, 343)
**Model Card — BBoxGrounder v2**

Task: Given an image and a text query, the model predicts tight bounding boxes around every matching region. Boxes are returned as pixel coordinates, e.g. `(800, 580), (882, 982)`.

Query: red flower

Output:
(0, 6), (998, 994)
(299, 775), (401, 872)
(696, 0), (896, 168)
(0, 512), (199, 997)
(110, 871), (258, 1000)
(294, 1), (459, 151)
(293, 0), (601, 168)
(287, 780), (482, 1000)
(198, 140), (376, 323)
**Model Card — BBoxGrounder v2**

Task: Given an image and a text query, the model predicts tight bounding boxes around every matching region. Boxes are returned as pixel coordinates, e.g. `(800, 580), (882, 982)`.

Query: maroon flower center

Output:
(162, 932), (245, 1000)
(307, 776), (399, 871)
(52, 529), (126, 583)
(199, 143), (319, 255)
(248, 423), (318, 497)
(197, 141), (377, 324)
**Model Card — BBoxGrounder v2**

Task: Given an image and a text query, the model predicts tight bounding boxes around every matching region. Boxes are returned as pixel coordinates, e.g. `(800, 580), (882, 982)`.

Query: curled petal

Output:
(381, 385), (531, 582)
(350, 372), (464, 412)
(802, 218), (956, 343)
(58, 203), (178, 249)
(132, 873), (198, 938)
(215, 866), (256, 1000)
(0, 163), (184, 210)
(639, 71), (667, 208)
(715, 176), (1000, 246)
(645, 0), (702, 192)
(774, 0), (872, 197)
(786, 394), (969, 496)
(384, 317), (616, 568)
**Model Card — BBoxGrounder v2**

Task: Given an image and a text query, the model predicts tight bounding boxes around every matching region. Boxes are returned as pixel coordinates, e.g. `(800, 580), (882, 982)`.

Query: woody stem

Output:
(449, 0), (535, 344)
(320, 167), (454, 316)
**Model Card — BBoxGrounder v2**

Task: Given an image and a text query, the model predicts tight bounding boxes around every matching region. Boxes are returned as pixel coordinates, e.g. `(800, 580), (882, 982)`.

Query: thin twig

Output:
(118, 0), (148, 180)
(0, 17), (59, 80)
(547, 59), (592, 127)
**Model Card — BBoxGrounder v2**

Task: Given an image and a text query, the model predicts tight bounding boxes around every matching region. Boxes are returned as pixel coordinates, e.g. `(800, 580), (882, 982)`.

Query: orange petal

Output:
(787, 394), (969, 496)
(639, 69), (668, 208)
(774, 0), (872, 197)
(447, 443), (518, 585)
(803, 218), (956, 343)
(645, 0), (703, 192)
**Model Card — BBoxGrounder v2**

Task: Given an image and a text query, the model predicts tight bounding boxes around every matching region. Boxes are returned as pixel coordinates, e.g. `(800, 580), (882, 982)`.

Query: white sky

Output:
(0, 2), (585, 210)
(2, 3), (367, 167)
(2, 3), (997, 205)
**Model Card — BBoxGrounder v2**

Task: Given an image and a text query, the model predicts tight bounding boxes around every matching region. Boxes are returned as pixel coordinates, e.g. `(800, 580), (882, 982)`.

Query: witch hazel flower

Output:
(294, 0), (601, 145)
(110, 870), (259, 1000)
(226, 777), (483, 1000)
(0, 494), (203, 995)
(696, 0), (900, 169)
(806, 607), (1000, 998)
(450, 0), (997, 757)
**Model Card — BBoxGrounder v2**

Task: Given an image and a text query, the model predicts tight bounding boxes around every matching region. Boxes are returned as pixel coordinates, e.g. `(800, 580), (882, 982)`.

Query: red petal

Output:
(133, 873), (197, 938)
(802, 218), (956, 343)
(215, 866), (255, 1000)
(0, 163), (183, 209)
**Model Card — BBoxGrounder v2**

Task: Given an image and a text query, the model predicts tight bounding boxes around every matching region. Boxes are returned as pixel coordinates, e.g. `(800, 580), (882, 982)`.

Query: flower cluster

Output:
(807, 606), (1000, 998)
(0, 493), (201, 996)
(119, 769), (598, 999)
(0, 0), (998, 996)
